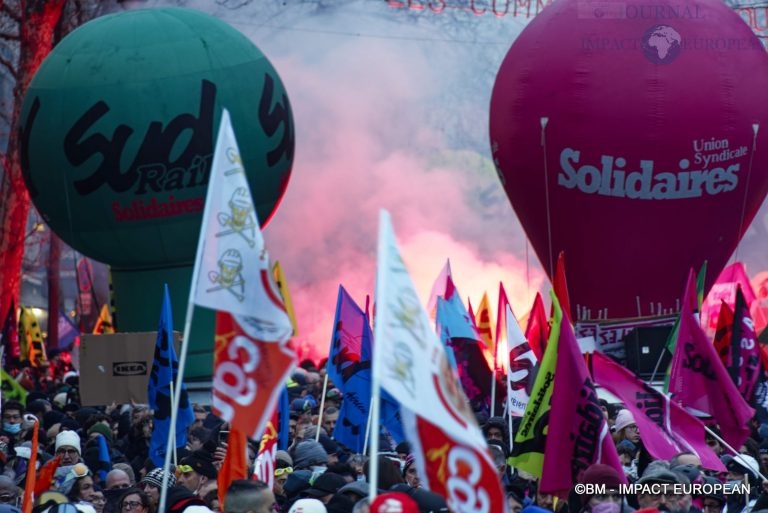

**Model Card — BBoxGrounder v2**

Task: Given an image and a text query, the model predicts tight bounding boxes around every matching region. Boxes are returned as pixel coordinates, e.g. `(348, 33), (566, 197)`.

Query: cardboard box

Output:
(79, 332), (180, 406)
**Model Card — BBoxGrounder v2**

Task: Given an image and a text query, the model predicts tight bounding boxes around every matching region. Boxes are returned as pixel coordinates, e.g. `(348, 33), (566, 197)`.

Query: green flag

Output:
(1, 368), (28, 405)
(509, 291), (562, 478)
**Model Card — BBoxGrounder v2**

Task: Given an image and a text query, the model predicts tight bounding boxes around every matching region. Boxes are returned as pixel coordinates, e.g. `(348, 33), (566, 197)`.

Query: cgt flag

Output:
(191, 109), (292, 344)
(212, 312), (296, 439)
(373, 211), (505, 513)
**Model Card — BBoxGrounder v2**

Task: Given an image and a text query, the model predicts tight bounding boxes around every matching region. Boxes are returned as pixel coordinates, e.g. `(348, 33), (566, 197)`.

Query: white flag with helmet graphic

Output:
(191, 109), (292, 343)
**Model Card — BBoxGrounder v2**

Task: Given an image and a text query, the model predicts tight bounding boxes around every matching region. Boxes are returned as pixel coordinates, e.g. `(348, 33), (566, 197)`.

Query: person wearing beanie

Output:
(165, 485), (209, 513)
(316, 436), (339, 466)
(55, 431), (82, 465)
(178, 450), (218, 497)
(87, 424), (114, 445)
(579, 463), (626, 513)
(483, 416), (508, 444)
(292, 441), (328, 471)
(139, 467), (177, 512)
(613, 410), (640, 445)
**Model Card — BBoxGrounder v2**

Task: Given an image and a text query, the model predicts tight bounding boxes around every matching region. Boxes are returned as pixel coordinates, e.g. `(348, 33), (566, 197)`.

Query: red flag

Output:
(22, 419), (39, 513)
(552, 251), (572, 321)
(212, 312), (296, 439)
(590, 351), (724, 471)
(525, 293), (549, 362)
(540, 299), (624, 497)
(217, 427), (248, 509)
(253, 410), (279, 488)
(1, 301), (19, 360)
(35, 455), (62, 496)
(669, 269), (755, 449)
(406, 414), (506, 513)
(712, 300), (733, 367)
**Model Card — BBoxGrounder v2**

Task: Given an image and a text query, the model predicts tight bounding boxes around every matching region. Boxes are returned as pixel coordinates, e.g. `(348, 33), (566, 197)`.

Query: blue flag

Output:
(277, 386), (290, 450)
(57, 310), (80, 350)
(437, 293), (501, 417)
(148, 284), (194, 466)
(95, 434), (111, 482)
(327, 286), (403, 453)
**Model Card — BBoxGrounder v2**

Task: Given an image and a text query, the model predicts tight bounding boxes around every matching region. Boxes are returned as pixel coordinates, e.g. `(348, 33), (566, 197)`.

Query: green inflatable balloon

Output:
(19, 8), (294, 380)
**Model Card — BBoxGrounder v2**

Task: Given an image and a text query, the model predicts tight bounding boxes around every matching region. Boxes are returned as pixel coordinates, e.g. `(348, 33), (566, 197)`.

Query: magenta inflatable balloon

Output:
(490, 0), (768, 320)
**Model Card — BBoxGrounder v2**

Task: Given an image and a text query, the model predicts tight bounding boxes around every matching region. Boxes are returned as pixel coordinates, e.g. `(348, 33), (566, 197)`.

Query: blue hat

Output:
(291, 396), (317, 413)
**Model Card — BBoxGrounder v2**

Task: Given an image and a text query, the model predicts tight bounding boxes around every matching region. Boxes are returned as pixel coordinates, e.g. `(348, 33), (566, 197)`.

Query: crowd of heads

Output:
(8, 356), (768, 513)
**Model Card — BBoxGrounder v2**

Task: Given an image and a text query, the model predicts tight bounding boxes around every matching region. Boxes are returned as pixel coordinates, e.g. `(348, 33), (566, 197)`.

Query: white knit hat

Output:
(55, 430), (81, 455)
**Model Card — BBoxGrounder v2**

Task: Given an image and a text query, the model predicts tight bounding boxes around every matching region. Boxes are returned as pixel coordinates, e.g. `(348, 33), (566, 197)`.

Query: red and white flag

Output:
(213, 312), (295, 439)
(253, 409), (279, 488)
(373, 211), (506, 513)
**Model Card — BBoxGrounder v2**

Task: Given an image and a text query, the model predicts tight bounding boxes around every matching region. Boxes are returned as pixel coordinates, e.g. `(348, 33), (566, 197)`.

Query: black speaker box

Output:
(623, 325), (674, 380)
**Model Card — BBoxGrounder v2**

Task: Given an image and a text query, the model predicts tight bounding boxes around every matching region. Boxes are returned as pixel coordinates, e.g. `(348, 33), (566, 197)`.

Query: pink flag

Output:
(540, 299), (625, 498)
(590, 351), (725, 471)
(701, 262), (756, 337)
(669, 269), (755, 449)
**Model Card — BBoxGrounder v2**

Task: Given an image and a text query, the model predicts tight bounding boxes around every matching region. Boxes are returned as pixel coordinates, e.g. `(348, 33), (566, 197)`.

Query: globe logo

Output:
(594, 8), (605, 18)
(641, 25), (682, 64)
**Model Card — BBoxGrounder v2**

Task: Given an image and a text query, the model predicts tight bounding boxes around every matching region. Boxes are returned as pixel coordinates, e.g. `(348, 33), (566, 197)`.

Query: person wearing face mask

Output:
(2, 402), (26, 444)
(578, 463), (634, 513)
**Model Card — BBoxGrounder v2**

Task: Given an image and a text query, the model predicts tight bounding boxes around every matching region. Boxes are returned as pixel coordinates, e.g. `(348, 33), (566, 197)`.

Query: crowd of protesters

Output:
(3, 354), (768, 513)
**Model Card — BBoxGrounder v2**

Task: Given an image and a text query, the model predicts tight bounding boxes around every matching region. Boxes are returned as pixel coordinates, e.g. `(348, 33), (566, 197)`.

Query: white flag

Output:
(373, 211), (505, 513)
(373, 210), (483, 441)
(191, 109), (292, 343)
(505, 303), (537, 417)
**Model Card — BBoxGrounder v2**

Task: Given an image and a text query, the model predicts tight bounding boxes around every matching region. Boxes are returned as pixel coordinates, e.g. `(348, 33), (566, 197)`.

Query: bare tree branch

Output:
(0, 54), (17, 77)
(1, 1), (21, 22)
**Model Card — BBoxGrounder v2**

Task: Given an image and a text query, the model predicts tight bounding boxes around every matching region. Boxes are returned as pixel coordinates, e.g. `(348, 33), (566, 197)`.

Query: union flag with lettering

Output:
(540, 293), (624, 497)
(669, 269), (754, 449)
(213, 312), (296, 439)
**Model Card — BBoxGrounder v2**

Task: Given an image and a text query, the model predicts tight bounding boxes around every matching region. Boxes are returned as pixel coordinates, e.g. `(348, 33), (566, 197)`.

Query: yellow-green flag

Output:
(273, 261), (298, 336)
(19, 307), (48, 368)
(1, 368), (28, 405)
(509, 291), (562, 478)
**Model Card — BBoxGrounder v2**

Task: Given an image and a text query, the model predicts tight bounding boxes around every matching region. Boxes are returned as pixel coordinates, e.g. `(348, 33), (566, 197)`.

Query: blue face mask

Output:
(3, 423), (21, 435)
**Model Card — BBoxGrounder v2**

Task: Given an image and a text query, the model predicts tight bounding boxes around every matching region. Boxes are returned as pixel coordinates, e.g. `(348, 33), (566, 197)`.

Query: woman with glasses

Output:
(117, 489), (150, 513)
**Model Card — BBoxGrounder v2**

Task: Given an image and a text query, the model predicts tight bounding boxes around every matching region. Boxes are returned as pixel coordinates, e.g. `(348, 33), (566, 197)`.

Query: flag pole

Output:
(490, 365), (497, 418)
(315, 373), (329, 442)
(362, 398), (374, 456)
(170, 380), (178, 466)
(158, 110), (229, 513)
(369, 210), (391, 503)
(703, 425), (768, 482)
